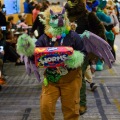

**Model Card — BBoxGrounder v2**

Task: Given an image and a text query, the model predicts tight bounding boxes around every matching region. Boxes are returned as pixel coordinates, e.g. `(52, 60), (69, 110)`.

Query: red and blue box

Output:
(34, 47), (73, 67)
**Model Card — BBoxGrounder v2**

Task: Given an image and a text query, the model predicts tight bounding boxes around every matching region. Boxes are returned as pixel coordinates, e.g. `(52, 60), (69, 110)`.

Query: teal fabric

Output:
(105, 30), (114, 41)
(96, 59), (104, 71)
(98, 0), (107, 9)
(96, 11), (111, 23)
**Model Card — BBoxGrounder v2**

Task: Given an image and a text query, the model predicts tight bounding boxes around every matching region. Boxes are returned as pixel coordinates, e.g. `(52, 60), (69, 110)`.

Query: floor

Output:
(0, 35), (120, 120)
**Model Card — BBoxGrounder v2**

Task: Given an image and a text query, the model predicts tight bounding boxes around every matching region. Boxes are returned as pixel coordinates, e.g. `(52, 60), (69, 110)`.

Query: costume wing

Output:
(21, 56), (41, 82)
(17, 34), (41, 82)
(23, 56), (31, 76)
(30, 61), (41, 82)
(80, 30), (115, 68)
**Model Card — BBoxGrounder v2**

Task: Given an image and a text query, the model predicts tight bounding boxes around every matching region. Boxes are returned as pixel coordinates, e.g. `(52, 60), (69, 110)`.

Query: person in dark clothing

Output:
(7, 16), (16, 29)
(1, 4), (6, 15)
(0, 30), (6, 88)
(23, 0), (31, 13)
(4, 31), (24, 66)
(40, 0), (50, 11)
(29, 1), (36, 13)
(0, 29), (5, 60)
(31, 13), (45, 39)
(0, 6), (7, 41)
(31, 0), (50, 38)
(0, 7), (6, 27)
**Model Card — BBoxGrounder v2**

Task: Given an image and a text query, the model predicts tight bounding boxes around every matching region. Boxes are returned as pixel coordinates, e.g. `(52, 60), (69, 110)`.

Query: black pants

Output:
(4, 43), (20, 62)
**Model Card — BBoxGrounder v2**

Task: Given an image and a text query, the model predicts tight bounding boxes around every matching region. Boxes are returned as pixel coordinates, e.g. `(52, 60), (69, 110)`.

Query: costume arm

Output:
(65, 32), (85, 69)
(35, 34), (46, 47)
(72, 32), (87, 54)
(96, 11), (111, 23)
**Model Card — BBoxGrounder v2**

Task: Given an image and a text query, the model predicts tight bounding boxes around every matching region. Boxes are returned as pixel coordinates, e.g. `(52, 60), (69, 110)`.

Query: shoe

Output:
(79, 106), (87, 115)
(90, 83), (98, 91)
(15, 62), (24, 66)
(0, 78), (6, 85)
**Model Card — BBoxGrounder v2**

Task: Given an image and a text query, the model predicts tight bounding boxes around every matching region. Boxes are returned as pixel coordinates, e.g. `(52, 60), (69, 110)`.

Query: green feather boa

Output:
(65, 50), (84, 69)
(48, 26), (67, 37)
(17, 34), (35, 57)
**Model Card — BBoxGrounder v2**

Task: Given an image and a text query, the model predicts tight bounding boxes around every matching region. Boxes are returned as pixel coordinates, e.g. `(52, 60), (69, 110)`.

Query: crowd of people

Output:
(0, 0), (120, 119)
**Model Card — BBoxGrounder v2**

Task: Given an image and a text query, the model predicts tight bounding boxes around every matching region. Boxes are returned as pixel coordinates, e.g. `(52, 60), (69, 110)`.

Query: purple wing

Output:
(20, 55), (24, 62)
(30, 61), (41, 82)
(23, 56), (31, 75)
(22, 55), (41, 82)
(81, 31), (115, 68)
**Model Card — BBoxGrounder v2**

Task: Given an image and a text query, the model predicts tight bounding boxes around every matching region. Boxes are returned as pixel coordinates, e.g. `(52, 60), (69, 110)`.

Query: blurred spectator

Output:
(31, 0), (50, 38)
(6, 21), (12, 32)
(32, 4), (41, 22)
(0, 59), (6, 87)
(46, 0), (50, 6)
(0, 30), (5, 61)
(115, 0), (120, 21)
(40, 0), (50, 11)
(17, 13), (27, 25)
(0, 6), (7, 41)
(0, 30), (6, 86)
(1, 4), (6, 15)
(51, 1), (60, 5)
(7, 16), (16, 29)
(5, 31), (24, 66)
(0, 6), (6, 27)
(17, 18), (28, 28)
(23, 0), (31, 13)
(29, 1), (36, 13)
(0, 1), (1, 7)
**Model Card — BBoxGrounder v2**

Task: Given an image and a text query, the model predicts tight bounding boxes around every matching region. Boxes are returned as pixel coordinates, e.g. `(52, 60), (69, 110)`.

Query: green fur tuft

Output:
(43, 77), (48, 86)
(65, 50), (84, 69)
(17, 34), (35, 57)
(48, 26), (66, 36)
(38, 12), (46, 24)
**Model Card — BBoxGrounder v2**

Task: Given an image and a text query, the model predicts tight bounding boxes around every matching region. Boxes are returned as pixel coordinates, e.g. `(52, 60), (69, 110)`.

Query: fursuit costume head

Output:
(65, 0), (87, 22)
(43, 5), (70, 40)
